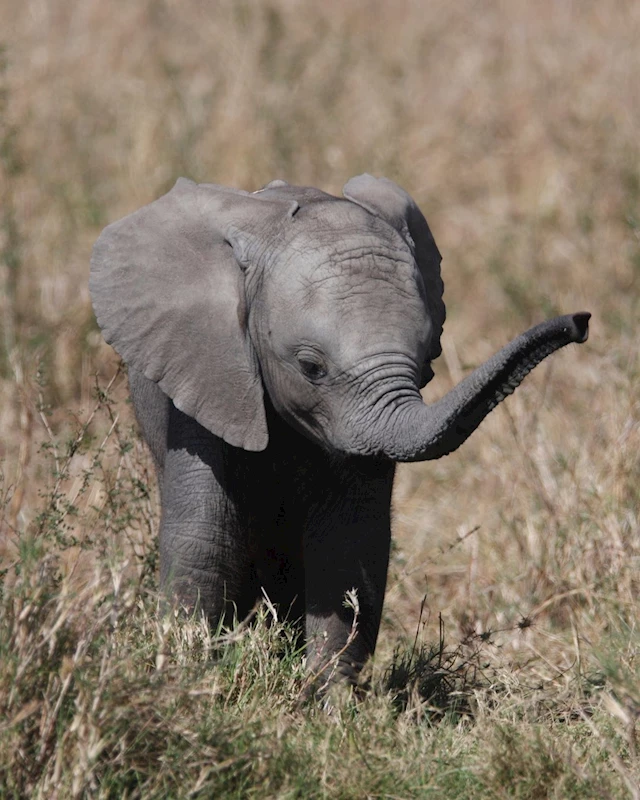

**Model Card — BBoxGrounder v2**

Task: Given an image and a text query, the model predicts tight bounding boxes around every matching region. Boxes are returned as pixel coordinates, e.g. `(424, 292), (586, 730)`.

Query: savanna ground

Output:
(0, 1), (638, 797)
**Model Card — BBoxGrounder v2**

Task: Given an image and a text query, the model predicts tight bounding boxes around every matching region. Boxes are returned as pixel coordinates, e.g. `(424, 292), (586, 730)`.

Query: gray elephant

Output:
(90, 175), (589, 689)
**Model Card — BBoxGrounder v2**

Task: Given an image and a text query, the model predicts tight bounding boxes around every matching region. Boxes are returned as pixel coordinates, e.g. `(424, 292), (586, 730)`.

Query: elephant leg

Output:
(128, 367), (170, 484)
(159, 404), (257, 626)
(302, 457), (395, 689)
(253, 525), (306, 632)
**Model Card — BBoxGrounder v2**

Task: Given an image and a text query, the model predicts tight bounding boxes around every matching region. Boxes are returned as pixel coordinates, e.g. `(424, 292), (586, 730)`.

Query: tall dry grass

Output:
(0, 0), (638, 795)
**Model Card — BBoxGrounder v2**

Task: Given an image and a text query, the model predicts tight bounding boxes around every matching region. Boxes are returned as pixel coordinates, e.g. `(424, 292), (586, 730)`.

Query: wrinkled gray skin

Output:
(90, 175), (590, 690)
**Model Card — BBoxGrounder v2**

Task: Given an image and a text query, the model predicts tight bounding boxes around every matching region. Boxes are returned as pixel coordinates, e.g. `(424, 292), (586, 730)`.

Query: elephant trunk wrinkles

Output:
(376, 313), (590, 463)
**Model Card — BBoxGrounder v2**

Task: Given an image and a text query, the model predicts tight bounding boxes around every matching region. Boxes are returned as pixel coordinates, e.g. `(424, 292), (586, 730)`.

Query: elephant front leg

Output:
(159, 406), (257, 626)
(303, 458), (395, 691)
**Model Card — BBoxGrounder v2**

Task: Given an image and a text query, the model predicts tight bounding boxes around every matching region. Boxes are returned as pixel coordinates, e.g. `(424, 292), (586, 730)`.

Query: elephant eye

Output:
(297, 356), (327, 381)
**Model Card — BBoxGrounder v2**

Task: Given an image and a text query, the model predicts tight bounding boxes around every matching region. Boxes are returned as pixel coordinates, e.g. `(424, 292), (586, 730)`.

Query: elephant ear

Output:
(343, 174), (445, 363)
(90, 178), (297, 451)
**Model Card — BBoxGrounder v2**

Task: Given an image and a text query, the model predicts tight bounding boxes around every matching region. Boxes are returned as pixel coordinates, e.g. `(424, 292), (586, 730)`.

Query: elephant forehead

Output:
(266, 235), (425, 326)
(277, 231), (419, 290)
(265, 248), (429, 358)
(303, 251), (422, 310)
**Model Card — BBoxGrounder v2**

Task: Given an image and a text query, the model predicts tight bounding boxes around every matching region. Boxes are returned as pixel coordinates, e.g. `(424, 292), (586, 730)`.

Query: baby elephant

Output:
(90, 175), (589, 689)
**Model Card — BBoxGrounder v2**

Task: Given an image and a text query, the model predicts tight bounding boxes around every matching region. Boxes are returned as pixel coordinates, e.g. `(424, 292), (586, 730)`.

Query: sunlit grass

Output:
(0, 0), (638, 795)
(0, 395), (636, 796)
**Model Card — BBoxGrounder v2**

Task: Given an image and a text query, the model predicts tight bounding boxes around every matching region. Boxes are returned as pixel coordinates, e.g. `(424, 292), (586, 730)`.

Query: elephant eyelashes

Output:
(297, 356), (327, 381)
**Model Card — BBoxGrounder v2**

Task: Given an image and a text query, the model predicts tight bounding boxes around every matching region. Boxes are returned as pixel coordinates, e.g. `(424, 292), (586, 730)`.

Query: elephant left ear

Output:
(90, 179), (298, 452)
(343, 174), (445, 363)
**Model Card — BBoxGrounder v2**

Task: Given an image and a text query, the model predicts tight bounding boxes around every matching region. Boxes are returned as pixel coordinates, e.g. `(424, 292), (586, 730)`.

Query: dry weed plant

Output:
(0, 0), (638, 796)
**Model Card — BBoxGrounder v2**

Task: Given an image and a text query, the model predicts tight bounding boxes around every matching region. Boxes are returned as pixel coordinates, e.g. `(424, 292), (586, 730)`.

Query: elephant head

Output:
(90, 176), (589, 461)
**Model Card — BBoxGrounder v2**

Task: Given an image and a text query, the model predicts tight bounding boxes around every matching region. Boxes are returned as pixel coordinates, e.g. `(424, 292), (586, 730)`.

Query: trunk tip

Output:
(571, 312), (591, 343)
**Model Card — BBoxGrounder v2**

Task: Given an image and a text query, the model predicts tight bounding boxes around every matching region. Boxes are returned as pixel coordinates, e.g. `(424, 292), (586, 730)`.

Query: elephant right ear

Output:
(90, 178), (296, 451)
(343, 174), (445, 363)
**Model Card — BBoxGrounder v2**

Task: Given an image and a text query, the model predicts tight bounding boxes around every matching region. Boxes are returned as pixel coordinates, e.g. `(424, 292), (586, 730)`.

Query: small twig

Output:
(36, 366), (123, 537)
(404, 525), (481, 576)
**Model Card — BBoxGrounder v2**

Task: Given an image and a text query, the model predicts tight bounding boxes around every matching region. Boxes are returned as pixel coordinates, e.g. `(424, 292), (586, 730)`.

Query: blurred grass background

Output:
(0, 0), (638, 794)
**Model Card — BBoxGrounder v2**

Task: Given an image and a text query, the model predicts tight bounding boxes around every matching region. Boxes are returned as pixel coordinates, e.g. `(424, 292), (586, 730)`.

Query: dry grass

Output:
(0, 0), (638, 796)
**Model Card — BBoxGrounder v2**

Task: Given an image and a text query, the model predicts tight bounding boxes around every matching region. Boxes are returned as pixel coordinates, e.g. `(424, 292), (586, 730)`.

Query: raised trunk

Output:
(380, 312), (590, 462)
